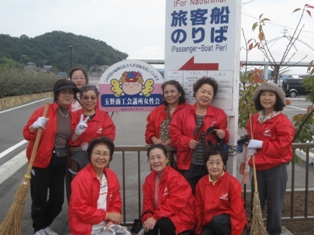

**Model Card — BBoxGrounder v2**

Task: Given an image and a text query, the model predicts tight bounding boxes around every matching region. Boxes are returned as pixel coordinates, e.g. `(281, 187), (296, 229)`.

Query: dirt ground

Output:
(245, 191), (314, 235)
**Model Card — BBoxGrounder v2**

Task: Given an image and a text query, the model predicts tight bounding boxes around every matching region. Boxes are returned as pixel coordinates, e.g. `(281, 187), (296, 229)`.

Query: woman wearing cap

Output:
(170, 77), (229, 192)
(69, 137), (124, 235)
(145, 80), (189, 148)
(23, 79), (79, 235)
(69, 67), (89, 111)
(195, 145), (247, 235)
(246, 82), (294, 235)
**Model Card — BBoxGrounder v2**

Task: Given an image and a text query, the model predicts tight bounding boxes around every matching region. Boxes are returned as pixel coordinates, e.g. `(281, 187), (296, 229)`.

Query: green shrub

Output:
(0, 67), (59, 98)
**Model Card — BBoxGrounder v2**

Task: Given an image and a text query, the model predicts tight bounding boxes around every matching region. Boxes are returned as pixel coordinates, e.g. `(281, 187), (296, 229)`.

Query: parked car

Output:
(281, 78), (307, 98)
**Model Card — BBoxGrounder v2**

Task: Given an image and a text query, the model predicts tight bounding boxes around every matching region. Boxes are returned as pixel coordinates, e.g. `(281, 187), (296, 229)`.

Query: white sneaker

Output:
(44, 226), (58, 235)
(34, 229), (47, 235)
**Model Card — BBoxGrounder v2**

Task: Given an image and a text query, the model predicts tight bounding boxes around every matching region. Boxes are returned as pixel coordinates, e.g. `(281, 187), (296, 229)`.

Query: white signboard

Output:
(98, 60), (164, 112)
(165, 0), (242, 146)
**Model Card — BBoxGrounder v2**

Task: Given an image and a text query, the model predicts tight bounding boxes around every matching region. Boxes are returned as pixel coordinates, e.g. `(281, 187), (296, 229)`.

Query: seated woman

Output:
(68, 137), (123, 235)
(145, 80), (189, 147)
(195, 145), (247, 235)
(142, 144), (196, 235)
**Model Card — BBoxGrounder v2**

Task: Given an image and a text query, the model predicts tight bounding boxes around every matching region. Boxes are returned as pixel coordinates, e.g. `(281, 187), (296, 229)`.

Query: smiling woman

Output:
(68, 137), (126, 235)
(142, 144), (196, 235)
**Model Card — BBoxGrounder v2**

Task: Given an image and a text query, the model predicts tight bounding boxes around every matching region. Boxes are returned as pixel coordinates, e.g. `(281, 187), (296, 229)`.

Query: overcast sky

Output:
(0, 0), (313, 74)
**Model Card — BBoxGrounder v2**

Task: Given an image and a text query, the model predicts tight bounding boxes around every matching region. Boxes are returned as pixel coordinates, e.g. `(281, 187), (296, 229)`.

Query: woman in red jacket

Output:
(145, 80), (189, 147)
(67, 85), (116, 201)
(170, 77), (229, 192)
(142, 144), (196, 235)
(195, 145), (247, 235)
(69, 137), (123, 235)
(23, 79), (79, 235)
(246, 82), (294, 235)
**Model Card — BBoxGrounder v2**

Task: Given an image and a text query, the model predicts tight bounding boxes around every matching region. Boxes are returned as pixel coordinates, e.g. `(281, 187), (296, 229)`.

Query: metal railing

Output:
(111, 144), (314, 225)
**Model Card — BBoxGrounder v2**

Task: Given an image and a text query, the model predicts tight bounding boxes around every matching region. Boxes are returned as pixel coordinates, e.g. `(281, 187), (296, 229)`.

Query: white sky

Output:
(0, 0), (313, 74)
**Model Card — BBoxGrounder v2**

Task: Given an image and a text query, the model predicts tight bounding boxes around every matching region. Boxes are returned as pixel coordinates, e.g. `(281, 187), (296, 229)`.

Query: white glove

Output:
(32, 117), (49, 129)
(75, 114), (89, 135)
(247, 148), (257, 156)
(248, 139), (263, 149)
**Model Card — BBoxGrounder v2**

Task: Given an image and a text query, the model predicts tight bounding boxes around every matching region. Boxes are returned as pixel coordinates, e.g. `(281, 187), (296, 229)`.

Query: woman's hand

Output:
(152, 137), (163, 145)
(106, 221), (114, 231)
(163, 139), (172, 147)
(143, 217), (157, 232)
(215, 129), (225, 139)
(106, 212), (122, 224)
(189, 140), (199, 149)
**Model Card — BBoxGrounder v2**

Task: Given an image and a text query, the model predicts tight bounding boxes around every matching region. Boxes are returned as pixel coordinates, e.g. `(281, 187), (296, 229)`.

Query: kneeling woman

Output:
(195, 145), (247, 235)
(142, 144), (196, 235)
(69, 137), (123, 235)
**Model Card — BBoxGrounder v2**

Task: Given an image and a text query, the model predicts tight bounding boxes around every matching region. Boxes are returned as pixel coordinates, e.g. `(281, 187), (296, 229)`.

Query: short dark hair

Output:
(204, 145), (228, 166)
(80, 85), (99, 98)
(87, 136), (115, 162)
(254, 92), (285, 111)
(193, 76), (218, 98)
(53, 79), (78, 102)
(68, 68), (89, 85)
(147, 144), (168, 158)
(161, 80), (186, 105)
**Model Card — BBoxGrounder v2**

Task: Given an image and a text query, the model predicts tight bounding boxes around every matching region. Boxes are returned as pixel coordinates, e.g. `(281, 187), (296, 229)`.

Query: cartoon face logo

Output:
(110, 71), (154, 97)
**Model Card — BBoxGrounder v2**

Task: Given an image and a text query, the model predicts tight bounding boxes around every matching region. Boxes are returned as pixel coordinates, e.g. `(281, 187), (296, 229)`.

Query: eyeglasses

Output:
(92, 151), (110, 157)
(82, 96), (97, 101)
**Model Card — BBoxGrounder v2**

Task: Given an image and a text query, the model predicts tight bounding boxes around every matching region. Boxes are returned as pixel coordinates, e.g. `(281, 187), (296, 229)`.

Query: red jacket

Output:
(142, 166), (196, 234)
(245, 113), (294, 170)
(170, 104), (229, 170)
(23, 102), (76, 168)
(69, 163), (122, 235)
(145, 103), (190, 145)
(70, 109), (116, 146)
(195, 171), (247, 235)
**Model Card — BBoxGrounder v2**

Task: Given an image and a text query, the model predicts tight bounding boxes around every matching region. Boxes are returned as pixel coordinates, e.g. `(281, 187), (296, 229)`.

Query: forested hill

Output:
(0, 31), (128, 72)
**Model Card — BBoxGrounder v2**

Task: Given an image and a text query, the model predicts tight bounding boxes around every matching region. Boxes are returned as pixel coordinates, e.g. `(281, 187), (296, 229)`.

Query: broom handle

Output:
(184, 121), (205, 164)
(249, 113), (258, 193)
(25, 103), (50, 178)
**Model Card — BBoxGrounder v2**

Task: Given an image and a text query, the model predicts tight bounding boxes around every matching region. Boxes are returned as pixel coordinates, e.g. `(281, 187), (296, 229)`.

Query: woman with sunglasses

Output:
(71, 85), (116, 146)
(67, 85), (116, 201)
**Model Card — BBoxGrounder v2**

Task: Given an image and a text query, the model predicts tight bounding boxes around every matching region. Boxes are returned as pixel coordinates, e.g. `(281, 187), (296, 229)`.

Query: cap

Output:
(53, 79), (79, 93)
(253, 82), (286, 106)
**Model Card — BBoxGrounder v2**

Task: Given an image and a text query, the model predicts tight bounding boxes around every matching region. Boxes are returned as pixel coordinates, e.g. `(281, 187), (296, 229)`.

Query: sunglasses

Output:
(82, 96), (97, 100)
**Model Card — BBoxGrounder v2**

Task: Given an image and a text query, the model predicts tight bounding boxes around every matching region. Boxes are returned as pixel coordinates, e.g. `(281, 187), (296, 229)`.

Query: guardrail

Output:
(112, 144), (314, 225)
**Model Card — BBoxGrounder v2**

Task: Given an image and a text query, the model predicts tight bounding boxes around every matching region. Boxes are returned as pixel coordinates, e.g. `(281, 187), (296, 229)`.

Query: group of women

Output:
(23, 68), (294, 235)
(144, 77), (294, 235)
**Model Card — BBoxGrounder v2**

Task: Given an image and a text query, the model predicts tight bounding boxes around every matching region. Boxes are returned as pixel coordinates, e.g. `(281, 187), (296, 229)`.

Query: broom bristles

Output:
(249, 192), (268, 235)
(0, 177), (31, 235)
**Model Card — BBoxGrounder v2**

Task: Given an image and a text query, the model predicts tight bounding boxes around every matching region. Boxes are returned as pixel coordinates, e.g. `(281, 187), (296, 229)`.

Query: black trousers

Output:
(200, 214), (231, 235)
(146, 218), (194, 235)
(30, 160), (65, 232)
(146, 217), (176, 235)
(179, 163), (208, 193)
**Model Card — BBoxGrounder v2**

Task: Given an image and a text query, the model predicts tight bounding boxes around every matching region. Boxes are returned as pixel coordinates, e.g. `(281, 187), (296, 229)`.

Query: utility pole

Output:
(69, 46), (73, 69)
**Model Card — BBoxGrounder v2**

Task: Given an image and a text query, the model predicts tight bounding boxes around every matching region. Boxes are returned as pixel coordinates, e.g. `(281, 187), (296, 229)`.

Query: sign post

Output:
(165, 0), (242, 174)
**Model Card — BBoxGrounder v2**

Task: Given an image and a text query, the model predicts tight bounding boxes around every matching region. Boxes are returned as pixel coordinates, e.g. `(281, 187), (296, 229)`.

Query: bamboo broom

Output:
(0, 103), (50, 235)
(249, 113), (268, 235)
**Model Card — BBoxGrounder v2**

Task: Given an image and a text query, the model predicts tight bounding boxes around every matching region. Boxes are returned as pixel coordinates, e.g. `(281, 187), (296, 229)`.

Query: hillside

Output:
(0, 31), (128, 72)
